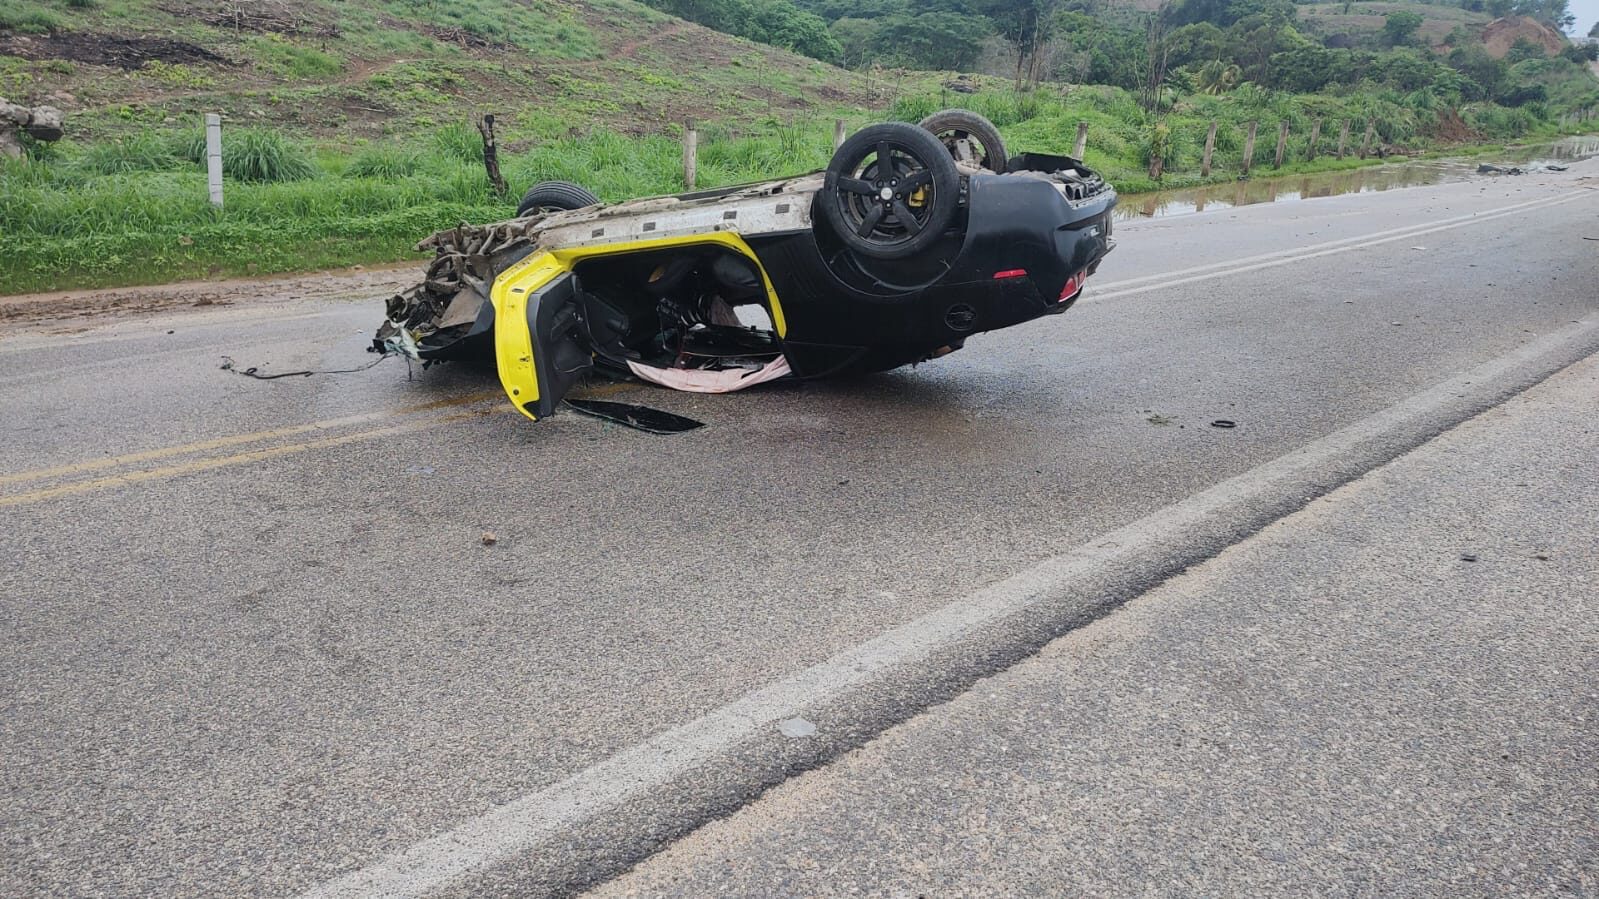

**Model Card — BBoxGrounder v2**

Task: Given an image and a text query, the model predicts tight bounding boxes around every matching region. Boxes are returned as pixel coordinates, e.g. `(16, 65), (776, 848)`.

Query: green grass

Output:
(246, 35), (346, 80)
(0, 0), (62, 32)
(3, 83), (1592, 295)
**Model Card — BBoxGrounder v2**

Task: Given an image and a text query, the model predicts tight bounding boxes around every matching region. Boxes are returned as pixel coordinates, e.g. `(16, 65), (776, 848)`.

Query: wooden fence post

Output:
(833, 118), (846, 150)
(1307, 118), (1321, 161)
(1359, 118), (1375, 159)
(476, 113), (507, 197)
(1273, 120), (1289, 169)
(683, 119), (697, 190)
(1200, 120), (1217, 177)
(1336, 120), (1350, 158)
(1242, 121), (1258, 175)
(1073, 121), (1088, 159)
(205, 113), (223, 209)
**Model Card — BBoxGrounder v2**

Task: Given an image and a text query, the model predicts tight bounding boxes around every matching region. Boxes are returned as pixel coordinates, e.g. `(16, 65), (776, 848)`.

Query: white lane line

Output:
(300, 311), (1599, 899)
(1093, 188), (1592, 300)
(1090, 188), (1570, 292)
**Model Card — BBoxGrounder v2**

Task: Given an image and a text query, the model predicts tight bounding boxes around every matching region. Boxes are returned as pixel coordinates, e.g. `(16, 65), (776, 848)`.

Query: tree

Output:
(873, 13), (989, 69)
(979, 0), (1061, 86)
(1511, 0), (1574, 31)
(644, 0), (842, 61)
(1448, 43), (1509, 100)
(1382, 10), (1423, 45)
(1504, 36), (1547, 62)
(1590, 19), (1599, 37)
(828, 17), (878, 68)
(1164, 22), (1229, 69)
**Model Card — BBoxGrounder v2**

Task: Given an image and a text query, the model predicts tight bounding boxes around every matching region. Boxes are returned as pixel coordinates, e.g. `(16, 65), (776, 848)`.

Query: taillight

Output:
(1058, 270), (1086, 302)
(992, 268), (1028, 280)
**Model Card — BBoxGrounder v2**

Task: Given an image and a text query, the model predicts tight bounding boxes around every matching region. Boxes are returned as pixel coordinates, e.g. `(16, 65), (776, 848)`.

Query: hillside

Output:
(1479, 14), (1568, 57)
(0, 0), (882, 143)
(1298, 1), (1494, 45)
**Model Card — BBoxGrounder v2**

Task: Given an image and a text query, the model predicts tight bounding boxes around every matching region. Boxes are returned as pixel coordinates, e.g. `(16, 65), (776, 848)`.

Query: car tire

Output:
(516, 181), (600, 217)
(917, 108), (1008, 172)
(820, 122), (960, 261)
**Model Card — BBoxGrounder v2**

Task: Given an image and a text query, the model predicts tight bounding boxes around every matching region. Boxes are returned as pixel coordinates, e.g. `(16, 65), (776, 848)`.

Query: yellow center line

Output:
(0, 409), (500, 509)
(1, 377), (647, 507)
(0, 389), (501, 488)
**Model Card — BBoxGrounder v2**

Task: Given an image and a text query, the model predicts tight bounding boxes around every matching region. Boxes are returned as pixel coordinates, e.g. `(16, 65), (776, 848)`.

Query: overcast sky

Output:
(1572, 0), (1599, 37)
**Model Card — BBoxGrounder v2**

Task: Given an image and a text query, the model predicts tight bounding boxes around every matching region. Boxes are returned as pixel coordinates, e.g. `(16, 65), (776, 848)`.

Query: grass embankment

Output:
(2, 83), (1590, 294)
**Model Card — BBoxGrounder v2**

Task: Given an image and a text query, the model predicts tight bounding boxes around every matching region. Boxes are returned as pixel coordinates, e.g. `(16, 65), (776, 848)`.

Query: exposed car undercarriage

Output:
(373, 111), (1118, 422)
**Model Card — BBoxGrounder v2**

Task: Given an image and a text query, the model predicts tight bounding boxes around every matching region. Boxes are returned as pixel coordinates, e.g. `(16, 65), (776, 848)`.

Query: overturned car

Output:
(375, 110), (1117, 422)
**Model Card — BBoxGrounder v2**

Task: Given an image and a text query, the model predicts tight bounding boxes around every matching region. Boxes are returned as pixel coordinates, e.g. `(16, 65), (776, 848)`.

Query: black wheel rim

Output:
(832, 140), (938, 248)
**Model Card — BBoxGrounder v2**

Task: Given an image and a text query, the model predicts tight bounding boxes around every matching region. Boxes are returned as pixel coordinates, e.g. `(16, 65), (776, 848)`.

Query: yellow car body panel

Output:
(491, 231), (787, 421)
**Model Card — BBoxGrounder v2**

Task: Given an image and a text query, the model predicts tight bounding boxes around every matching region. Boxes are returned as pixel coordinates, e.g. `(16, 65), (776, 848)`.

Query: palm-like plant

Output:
(1195, 59), (1242, 95)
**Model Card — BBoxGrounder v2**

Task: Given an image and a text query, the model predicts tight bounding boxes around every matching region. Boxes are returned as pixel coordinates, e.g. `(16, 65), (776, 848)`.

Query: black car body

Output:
(374, 117), (1116, 422)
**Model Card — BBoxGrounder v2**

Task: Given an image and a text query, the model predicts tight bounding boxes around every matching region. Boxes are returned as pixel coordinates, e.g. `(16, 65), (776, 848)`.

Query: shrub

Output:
(222, 129), (318, 183)
(79, 133), (178, 175)
(172, 129), (208, 165)
(344, 147), (421, 180)
(432, 121), (483, 163)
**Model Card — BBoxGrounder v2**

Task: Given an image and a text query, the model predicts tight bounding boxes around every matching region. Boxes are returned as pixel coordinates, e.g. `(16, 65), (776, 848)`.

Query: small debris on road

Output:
(481, 531), (498, 546)
(778, 717), (817, 738)
(1210, 419), (1237, 429)
(1460, 553), (1478, 562)
(1146, 413), (1175, 426)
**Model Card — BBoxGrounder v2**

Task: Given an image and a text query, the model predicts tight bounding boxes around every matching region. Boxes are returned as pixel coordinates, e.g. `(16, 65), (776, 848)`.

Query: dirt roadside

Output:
(0, 262), (422, 326)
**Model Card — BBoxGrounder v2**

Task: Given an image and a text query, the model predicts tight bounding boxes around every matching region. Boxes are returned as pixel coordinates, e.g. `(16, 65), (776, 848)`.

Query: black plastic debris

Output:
(564, 399), (704, 434)
(1210, 419), (1237, 429)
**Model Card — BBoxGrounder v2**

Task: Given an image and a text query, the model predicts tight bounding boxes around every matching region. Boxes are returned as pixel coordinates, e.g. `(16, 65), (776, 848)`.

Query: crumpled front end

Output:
(373, 218), (552, 364)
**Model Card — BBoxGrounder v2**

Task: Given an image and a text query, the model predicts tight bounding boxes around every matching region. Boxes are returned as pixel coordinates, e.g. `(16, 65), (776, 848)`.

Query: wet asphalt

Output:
(1, 162), (1596, 897)
(598, 349), (1599, 899)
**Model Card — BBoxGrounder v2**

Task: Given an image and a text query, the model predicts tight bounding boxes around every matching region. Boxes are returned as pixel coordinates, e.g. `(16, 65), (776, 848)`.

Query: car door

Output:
(493, 265), (593, 421)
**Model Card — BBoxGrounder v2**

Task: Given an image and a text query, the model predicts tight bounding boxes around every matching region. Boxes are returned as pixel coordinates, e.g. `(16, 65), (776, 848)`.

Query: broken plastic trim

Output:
(563, 399), (705, 434)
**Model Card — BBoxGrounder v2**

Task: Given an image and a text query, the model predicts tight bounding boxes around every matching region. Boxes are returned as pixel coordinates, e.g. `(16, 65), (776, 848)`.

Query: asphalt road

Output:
(2, 161), (1596, 897)
(599, 350), (1599, 899)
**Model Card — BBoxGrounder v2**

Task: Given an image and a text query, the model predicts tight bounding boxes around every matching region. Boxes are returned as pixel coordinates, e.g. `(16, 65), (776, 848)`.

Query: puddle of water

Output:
(1114, 134), (1599, 221)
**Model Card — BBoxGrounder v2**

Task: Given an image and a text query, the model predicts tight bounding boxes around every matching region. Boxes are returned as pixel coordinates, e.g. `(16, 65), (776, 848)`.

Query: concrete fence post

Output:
(1273, 120), (1289, 169)
(1242, 121), (1258, 175)
(683, 119), (697, 191)
(1072, 121), (1088, 159)
(833, 118), (846, 150)
(205, 113), (223, 209)
(1200, 120), (1217, 177)
(1360, 119), (1375, 159)
(1336, 120), (1350, 158)
(1307, 118), (1321, 161)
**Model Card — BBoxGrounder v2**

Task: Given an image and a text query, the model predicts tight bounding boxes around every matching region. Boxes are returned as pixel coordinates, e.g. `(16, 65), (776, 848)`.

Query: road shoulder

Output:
(594, 353), (1599, 897)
